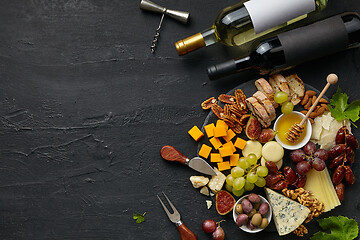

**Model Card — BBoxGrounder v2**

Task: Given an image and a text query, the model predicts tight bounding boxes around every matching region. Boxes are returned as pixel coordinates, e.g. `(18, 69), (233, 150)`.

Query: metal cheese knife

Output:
(160, 145), (217, 176)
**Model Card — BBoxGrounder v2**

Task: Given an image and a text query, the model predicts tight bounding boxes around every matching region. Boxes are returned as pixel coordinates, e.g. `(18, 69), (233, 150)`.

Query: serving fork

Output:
(157, 192), (197, 240)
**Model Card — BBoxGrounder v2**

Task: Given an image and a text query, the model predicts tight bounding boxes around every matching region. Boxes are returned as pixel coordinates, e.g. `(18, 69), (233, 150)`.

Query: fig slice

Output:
(245, 115), (262, 140)
(258, 128), (277, 143)
(215, 190), (236, 215)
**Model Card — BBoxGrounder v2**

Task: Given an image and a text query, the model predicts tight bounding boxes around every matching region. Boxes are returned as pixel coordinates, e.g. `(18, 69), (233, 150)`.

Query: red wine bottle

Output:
(207, 12), (360, 80)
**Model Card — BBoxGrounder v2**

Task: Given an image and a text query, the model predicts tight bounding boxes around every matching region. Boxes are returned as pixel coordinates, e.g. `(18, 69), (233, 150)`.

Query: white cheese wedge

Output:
(189, 176), (209, 188)
(264, 188), (310, 236)
(206, 200), (212, 209)
(208, 168), (226, 193)
(200, 186), (210, 196)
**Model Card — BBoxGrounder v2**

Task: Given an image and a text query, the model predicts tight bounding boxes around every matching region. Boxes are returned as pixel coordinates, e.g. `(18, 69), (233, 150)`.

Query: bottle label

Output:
(244, 0), (316, 33)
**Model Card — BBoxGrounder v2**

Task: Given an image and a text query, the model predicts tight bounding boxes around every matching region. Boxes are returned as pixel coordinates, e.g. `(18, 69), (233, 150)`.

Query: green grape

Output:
(246, 172), (258, 184)
(232, 188), (244, 197)
(226, 174), (235, 186)
(281, 101), (294, 114)
(256, 166), (269, 177)
(225, 183), (233, 192)
(244, 180), (255, 191)
(231, 166), (244, 178)
(233, 177), (245, 190)
(274, 91), (288, 104)
(247, 153), (258, 165)
(255, 177), (266, 187)
(238, 157), (250, 169)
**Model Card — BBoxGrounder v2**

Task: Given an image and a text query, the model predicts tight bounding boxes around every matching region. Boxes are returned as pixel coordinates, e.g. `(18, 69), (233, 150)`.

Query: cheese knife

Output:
(160, 145), (217, 176)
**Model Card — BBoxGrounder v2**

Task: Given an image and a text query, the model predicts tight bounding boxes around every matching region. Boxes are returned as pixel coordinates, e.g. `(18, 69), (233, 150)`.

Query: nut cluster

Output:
(282, 188), (325, 237)
(300, 90), (328, 124)
(201, 89), (249, 134)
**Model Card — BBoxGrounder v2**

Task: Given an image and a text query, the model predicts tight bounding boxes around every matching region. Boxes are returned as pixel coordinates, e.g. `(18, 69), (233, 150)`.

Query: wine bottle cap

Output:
(175, 33), (205, 56)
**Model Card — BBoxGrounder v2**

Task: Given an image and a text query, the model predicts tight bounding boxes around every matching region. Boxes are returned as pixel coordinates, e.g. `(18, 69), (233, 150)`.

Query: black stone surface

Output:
(0, 1), (359, 239)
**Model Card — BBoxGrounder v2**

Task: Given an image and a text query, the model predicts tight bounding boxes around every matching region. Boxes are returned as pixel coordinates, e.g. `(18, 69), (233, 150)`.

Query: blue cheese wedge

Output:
(265, 188), (310, 236)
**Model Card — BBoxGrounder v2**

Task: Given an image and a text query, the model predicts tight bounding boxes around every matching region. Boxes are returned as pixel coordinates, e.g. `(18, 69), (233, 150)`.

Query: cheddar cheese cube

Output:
(199, 144), (212, 159)
(223, 128), (236, 142)
(188, 126), (204, 141)
(213, 125), (227, 137)
(217, 161), (231, 171)
(216, 119), (229, 130)
(219, 145), (233, 157)
(210, 153), (223, 163)
(223, 141), (236, 153)
(234, 137), (247, 150)
(204, 123), (215, 138)
(229, 154), (239, 166)
(209, 137), (222, 150)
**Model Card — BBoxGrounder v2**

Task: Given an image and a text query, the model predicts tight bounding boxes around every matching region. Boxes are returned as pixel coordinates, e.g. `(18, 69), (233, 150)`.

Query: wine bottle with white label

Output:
(206, 12), (360, 80)
(175, 0), (327, 56)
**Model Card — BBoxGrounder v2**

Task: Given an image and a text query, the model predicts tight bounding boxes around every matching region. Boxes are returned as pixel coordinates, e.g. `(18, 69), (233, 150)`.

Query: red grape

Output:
(312, 157), (326, 171)
(314, 149), (328, 162)
(212, 227), (225, 240)
(303, 141), (316, 155)
(202, 219), (217, 233)
(296, 161), (311, 175)
(290, 149), (306, 163)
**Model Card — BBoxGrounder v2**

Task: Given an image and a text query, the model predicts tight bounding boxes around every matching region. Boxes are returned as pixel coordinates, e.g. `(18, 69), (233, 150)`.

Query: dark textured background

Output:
(0, 0), (359, 239)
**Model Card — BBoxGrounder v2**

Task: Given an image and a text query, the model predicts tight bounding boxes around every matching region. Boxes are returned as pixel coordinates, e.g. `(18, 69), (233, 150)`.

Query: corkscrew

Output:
(140, 0), (190, 53)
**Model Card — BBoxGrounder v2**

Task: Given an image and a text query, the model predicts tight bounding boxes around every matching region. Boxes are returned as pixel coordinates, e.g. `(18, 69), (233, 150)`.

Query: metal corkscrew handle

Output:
(140, 0), (189, 53)
(151, 12), (165, 53)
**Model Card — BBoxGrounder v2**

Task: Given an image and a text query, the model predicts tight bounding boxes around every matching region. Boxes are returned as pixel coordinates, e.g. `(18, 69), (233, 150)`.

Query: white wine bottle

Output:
(175, 0), (327, 56)
(206, 12), (360, 80)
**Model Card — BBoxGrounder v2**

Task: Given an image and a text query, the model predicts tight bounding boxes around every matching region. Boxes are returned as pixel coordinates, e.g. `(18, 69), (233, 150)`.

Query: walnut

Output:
(293, 224), (308, 237)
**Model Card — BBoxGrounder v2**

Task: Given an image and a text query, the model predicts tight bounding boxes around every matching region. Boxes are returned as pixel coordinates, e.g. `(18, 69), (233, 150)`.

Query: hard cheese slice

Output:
(265, 188), (310, 236)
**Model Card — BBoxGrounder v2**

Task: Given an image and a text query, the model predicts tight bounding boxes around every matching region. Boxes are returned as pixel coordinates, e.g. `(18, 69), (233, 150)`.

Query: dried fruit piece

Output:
(265, 173), (281, 186)
(215, 190), (236, 215)
(344, 166), (355, 185)
(335, 183), (345, 202)
(346, 134), (359, 150)
(245, 115), (262, 140)
(219, 94), (236, 104)
(332, 165), (345, 185)
(329, 153), (345, 169)
(211, 104), (225, 119)
(270, 180), (288, 190)
(328, 144), (346, 159)
(345, 147), (355, 164)
(335, 126), (346, 144)
(265, 161), (279, 173)
(201, 97), (217, 110)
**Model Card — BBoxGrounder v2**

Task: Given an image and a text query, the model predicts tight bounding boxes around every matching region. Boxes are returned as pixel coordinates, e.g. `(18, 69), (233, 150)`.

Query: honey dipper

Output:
(286, 73), (338, 143)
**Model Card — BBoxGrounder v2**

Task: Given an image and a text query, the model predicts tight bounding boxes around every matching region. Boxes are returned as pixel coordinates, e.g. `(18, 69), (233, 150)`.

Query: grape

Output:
(232, 188), (244, 197)
(312, 157), (326, 171)
(212, 227), (225, 240)
(202, 219), (217, 233)
(290, 149), (306, 163)
(231, 166), (245, 178)
(247, 153), (258, 165)
(226, 174), (234, 186)
(246, 172), (258, 183)
(225, 183), (233, 192)
(238, 157), (250, 169)
(303, 141), (316, 155)
(281, 101), (294, 114)
(296, 161), (311, 175)
(255, 177), (266, 187)
(233, 177), (245, 190)
(244, 180), (255, 191)
(274, 91), (288, 104)
(314, 149), (328, 162)
(256, 166), (268, 177)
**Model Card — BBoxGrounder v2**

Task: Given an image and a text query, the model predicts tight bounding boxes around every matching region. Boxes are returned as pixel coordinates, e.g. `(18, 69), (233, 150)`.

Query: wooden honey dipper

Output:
(286, 73), (338, 143)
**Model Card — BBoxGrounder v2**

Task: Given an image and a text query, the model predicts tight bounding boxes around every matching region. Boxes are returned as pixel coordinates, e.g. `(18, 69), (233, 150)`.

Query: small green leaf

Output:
(133, 212), (146, 224)
(328, 88), (360, 125)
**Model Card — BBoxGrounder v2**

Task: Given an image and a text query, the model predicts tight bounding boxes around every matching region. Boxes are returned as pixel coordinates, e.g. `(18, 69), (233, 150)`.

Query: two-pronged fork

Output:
(157, 192), (197, 240)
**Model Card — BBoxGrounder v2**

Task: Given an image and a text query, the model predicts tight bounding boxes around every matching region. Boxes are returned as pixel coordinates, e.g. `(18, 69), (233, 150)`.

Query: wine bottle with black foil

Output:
(175, 0), (328, 56)
(206, 12), (360, 80)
